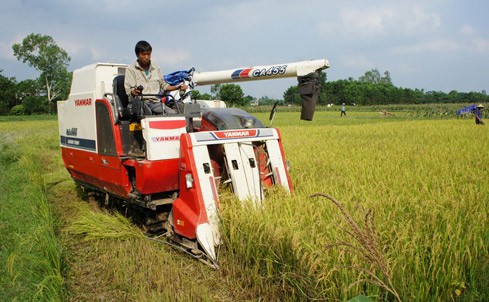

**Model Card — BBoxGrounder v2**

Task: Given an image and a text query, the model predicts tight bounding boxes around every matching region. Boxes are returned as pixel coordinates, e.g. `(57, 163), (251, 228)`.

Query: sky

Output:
(2, 0), (489, 99)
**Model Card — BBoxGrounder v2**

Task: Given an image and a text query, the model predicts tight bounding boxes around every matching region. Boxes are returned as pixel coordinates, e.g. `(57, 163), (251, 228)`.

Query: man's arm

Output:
(164, 81), (188, 92)
(124, 67), (138, 96)
(157, 67), (188, 92)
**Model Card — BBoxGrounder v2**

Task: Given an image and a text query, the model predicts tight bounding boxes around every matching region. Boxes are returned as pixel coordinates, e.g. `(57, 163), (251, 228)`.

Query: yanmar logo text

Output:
(151, 136), (180, 142)
(75, 98), (92, 106)
(213, 129), (258, 139)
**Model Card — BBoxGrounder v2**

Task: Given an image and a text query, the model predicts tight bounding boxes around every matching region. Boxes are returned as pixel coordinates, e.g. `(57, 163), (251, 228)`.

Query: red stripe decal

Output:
(149, 119), (186, 129)
(213, 129), (258, 139)
(240, 68), (252, 78)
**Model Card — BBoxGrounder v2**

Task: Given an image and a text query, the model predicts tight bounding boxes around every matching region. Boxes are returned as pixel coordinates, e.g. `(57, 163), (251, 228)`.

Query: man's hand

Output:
(131, 86), (143, 96)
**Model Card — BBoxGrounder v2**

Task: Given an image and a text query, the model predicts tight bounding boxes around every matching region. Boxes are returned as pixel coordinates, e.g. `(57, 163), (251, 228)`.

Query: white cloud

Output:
(0, 42), (14, 61)
(317, 21), (335, 37)
(469, 37), (489, 54)
(392, 24), (489, 56)
(339, 7), (394, 37)
(337, 4), (441, 39)
(394, 61), (422, 75)
(459, 25), (476, 35)
(392, 38), (460, 54)
(152, 49), (192, 67)
(458, 25), (489, 54)
(405, 6), (441, 33)
(340, 54), (375, 70)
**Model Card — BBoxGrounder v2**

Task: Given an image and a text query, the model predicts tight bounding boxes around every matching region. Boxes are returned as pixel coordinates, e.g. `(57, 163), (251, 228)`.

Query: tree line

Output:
(1, 33), (488, 115)
(283, 69), (489, 106)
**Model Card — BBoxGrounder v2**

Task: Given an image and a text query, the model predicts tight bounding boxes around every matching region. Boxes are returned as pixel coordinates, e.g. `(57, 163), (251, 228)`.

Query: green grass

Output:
(0, 119), (65, 302)
(1, 110), (488, 301)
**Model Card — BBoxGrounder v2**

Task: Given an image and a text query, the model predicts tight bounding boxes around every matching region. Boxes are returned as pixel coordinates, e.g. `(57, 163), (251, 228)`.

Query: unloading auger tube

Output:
(191, 59), (329, 121)
(191, 59), (329, 85)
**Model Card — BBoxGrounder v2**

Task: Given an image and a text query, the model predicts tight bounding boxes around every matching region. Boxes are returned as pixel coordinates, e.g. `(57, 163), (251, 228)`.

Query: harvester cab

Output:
(57, 59), (329, 267)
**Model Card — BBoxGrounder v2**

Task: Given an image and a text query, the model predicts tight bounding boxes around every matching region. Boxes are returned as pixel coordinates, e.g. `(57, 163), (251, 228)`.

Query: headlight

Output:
(244, 118), (254, 128)
(185, 173), (194, 189)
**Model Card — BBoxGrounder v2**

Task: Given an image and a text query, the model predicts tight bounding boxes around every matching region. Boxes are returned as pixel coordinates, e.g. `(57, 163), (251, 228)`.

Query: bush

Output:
(22, 95), (48, 114)
(10, 105), (25, 115)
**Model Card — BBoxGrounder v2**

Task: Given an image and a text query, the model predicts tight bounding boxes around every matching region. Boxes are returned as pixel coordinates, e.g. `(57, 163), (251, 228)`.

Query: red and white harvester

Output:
(57, 59), (329, 267)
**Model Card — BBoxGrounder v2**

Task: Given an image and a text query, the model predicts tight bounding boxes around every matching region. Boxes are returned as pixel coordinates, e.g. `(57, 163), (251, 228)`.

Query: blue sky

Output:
(2, 0), (489, 98)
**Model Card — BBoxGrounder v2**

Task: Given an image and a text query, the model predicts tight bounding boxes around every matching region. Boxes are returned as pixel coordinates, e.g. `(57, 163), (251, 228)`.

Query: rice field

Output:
(224, 111), (489, 301)
(1, 110), (488, 301)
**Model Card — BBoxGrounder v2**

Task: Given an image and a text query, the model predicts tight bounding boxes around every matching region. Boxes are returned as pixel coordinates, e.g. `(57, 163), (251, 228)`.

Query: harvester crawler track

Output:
(87, 189), (219, 269)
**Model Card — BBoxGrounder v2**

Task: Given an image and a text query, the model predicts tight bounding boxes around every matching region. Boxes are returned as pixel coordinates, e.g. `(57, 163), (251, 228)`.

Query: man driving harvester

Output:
(124, 40), (188, 115)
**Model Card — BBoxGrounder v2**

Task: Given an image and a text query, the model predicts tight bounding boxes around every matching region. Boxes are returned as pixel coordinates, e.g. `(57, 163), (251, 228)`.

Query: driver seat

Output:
(113, 75), (132, 120)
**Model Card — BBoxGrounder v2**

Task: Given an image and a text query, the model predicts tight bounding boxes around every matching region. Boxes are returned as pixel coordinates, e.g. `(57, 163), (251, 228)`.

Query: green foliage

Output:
(359, 68), (392, 85)
(8, 95), (49, 115)
(219, 83), (245, 106)
(0, 70), (18, 115)
(9, 104), (25, 115)
(282, 69), (489, 107)
(210, 83), (221, 99)
(256, 95), (282, 105)
(0, 78), (46, 115)
(244, 94), (256, 105)
(338, 74), (488, 105)
(12, 33), (71, 112)
(206, 83), (248, 105)
(190, 89), (212, 100)
(283, 85), (300, 105)
(16, 78), (43, 97)
(12, 33), (70, 78)
(22, 95), (50, 114)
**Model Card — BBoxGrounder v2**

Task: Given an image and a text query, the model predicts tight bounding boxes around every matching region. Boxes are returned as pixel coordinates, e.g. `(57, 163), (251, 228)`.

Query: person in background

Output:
(340, 103), (346, 117)
(124, 40), (188, 115)
(474, 104), (484, 125)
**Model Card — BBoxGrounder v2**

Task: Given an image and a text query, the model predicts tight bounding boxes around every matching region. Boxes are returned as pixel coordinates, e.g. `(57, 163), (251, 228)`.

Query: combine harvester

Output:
(57, 58), (329, 267)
